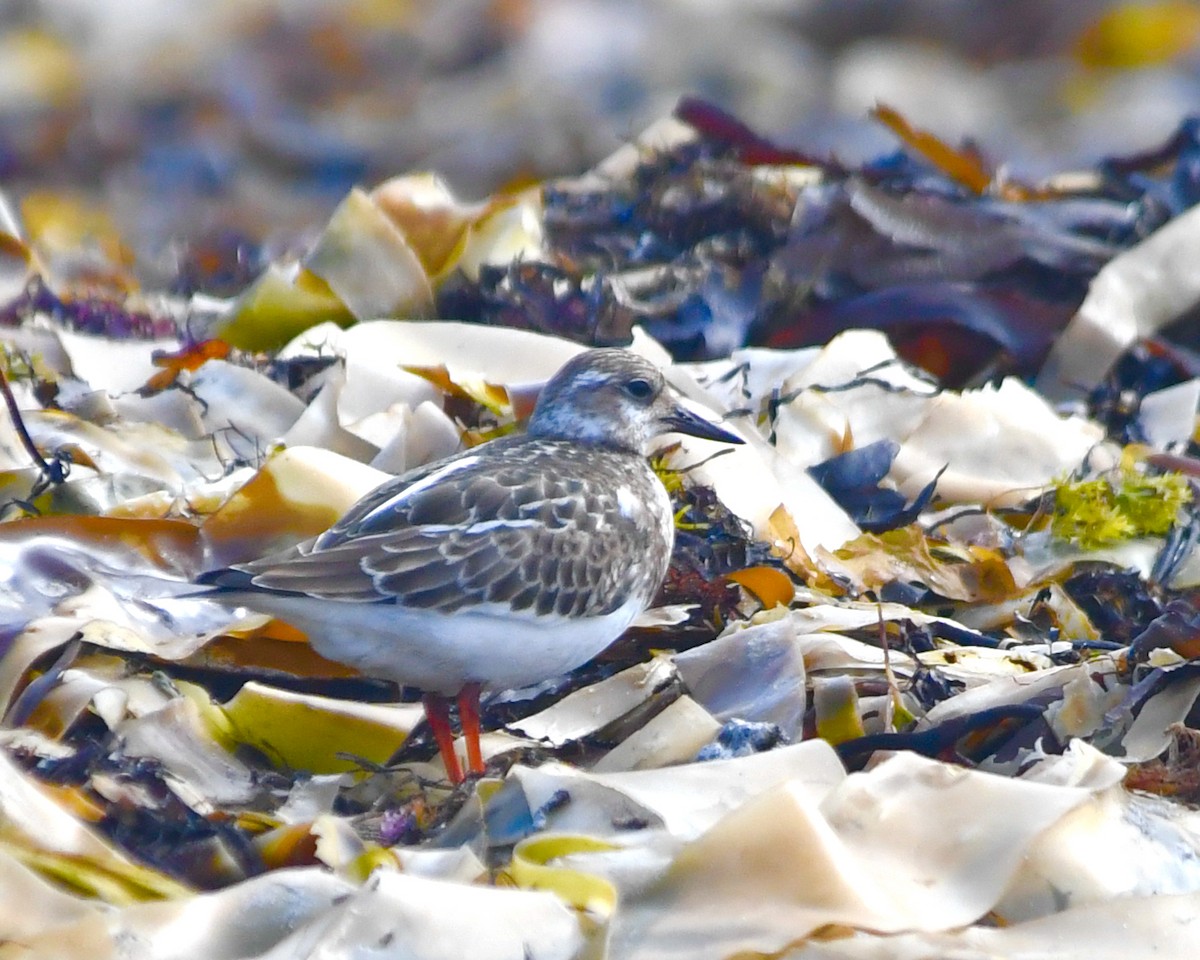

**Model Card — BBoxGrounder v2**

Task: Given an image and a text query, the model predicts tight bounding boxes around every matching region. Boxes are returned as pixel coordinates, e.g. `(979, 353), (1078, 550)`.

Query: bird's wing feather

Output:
(236, 441), (669, 618)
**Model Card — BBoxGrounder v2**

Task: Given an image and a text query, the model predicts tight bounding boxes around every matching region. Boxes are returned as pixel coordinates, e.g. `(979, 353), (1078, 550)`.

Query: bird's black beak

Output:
(660, 404), (744, 445)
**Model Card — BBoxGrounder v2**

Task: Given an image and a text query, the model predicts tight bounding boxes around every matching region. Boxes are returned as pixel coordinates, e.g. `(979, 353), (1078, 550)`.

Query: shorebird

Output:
(206, 348), (743, 782)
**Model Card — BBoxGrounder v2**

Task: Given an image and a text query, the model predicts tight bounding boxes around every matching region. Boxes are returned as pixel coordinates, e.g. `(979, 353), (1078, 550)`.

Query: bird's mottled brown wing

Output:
(237, 438), (672, 618)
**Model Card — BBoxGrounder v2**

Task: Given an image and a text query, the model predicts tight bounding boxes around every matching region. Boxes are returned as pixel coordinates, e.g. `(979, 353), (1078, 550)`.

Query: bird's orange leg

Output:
(421, 693), (464, 785)
(458, 682), (485, 776)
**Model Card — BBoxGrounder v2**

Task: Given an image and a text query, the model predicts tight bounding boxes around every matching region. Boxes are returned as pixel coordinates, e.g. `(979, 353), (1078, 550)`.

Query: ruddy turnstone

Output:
(206, 348), (742, 783)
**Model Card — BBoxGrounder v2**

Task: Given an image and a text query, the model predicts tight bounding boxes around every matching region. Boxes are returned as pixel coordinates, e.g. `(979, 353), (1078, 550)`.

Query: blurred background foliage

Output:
(1, 0), (1197, 255)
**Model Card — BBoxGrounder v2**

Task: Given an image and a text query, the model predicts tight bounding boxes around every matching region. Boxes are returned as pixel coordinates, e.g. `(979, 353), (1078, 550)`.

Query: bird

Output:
(204, 348), (743, 783)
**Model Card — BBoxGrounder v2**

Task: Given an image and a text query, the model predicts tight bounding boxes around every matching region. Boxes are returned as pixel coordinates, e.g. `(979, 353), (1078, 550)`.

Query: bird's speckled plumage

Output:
(236, 436), (674, 620)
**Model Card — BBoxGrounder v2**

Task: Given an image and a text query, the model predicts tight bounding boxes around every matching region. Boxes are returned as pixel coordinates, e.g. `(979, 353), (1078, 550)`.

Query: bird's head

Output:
(527, 349), (743, 452)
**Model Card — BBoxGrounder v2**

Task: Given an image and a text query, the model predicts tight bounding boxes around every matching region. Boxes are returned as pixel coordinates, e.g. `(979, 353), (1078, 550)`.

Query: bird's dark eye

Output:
(624, 377), (654, 401)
